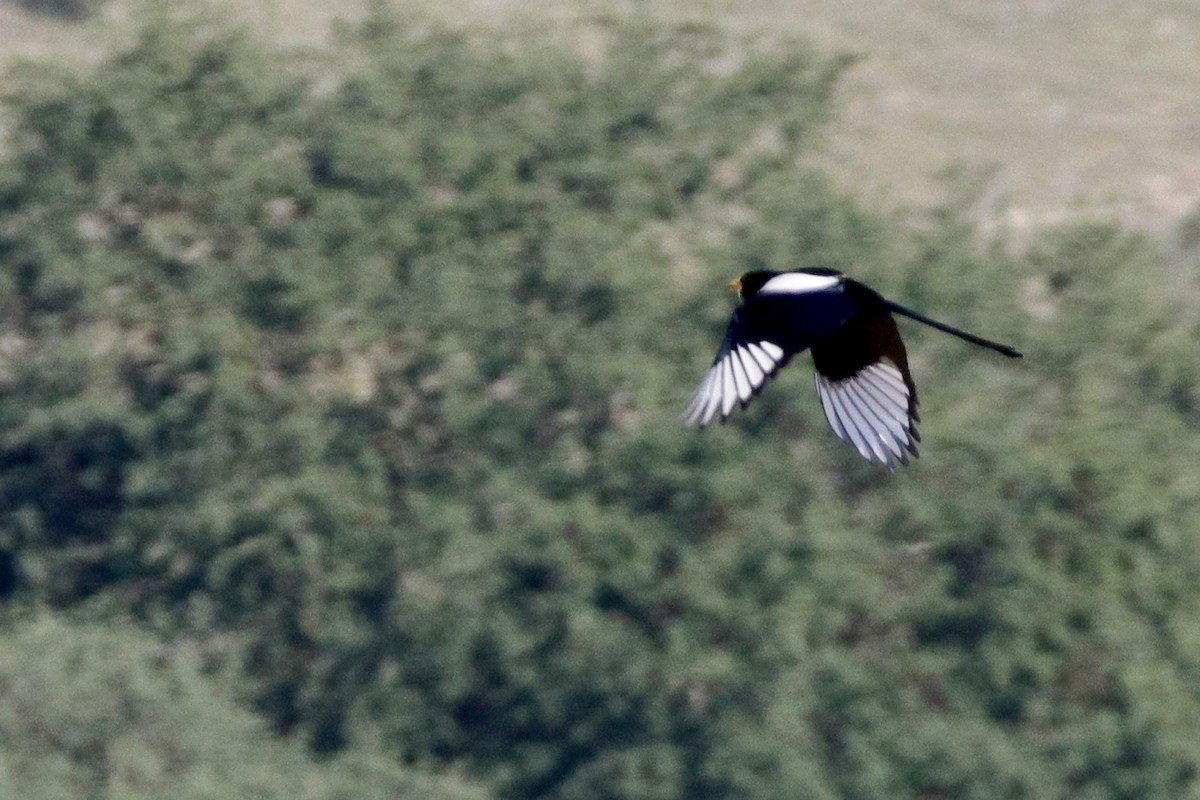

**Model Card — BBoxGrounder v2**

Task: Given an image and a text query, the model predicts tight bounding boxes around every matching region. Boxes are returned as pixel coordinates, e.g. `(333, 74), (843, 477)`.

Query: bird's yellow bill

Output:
(728, 277), (742, 295)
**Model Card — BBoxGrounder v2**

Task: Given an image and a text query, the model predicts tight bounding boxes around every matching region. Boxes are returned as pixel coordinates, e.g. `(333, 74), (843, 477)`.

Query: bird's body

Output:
(682, 268), (1021, 468)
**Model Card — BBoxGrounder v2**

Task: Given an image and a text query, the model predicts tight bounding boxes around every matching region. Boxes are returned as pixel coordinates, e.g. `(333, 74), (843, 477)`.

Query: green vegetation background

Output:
(2, 6), (1199, 799)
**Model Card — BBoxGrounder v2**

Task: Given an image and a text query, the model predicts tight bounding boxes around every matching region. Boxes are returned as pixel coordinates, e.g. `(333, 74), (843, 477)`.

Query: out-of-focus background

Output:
(2, 1), (1200, 798)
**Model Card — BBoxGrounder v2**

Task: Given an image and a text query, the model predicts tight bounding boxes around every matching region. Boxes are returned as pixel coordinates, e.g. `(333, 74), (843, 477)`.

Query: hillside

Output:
(1, 4), (1199, 799)
(4, 0), (1200, 232)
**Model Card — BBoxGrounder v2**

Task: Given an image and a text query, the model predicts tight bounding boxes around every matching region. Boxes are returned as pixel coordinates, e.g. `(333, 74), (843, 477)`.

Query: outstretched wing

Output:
(682, 273), (858, 429)
(811, 287), (920, 468)
(681, 308), (791, 428)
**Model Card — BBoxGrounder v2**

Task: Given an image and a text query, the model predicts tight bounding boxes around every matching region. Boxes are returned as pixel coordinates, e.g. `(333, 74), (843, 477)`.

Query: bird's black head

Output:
(728, 270), (780, 300)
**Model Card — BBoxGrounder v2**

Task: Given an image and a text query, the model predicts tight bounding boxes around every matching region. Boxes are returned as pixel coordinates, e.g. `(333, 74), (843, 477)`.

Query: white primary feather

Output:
(720, 360), (738, 417)
(815, 366), (916, 468)
(759, 341), (785, 361)
(682, 340), (787, 427)
(729, 351), (752, 402)
(746, 342), (776, 373)
(736, 346), (765, 387)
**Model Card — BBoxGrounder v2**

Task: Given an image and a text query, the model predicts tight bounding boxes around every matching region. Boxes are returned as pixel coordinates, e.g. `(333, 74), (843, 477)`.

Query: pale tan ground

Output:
(3, 0), (1200, 234)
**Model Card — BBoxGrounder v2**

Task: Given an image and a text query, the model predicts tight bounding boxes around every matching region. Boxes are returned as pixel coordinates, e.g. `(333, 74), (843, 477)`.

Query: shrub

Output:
(2, 7), (1199, 799)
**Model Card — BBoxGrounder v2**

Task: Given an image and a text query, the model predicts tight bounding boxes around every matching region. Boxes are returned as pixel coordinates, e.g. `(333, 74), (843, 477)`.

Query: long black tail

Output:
(886, 301), (1022, 358)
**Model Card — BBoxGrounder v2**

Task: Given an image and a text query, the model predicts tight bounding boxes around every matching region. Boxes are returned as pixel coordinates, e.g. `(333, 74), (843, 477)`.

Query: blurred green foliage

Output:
(1, 7), (1199, 799)
(16, 0), (105, 22)
(0, 616), (486, 799)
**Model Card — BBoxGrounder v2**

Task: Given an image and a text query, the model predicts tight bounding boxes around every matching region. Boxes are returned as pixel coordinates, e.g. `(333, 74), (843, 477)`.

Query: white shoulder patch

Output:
(758, 271), (842, 296)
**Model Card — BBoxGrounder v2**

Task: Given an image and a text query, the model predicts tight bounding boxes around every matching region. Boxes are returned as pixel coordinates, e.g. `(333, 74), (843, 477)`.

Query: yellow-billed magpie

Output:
(682, 268), (1022, 468)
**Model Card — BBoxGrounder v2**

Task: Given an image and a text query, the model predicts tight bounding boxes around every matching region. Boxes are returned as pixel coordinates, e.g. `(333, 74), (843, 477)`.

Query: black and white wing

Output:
(681, 311), (789, 428)
(682, 270), (853, 429)
(810, 288), (920, 468)
(813, 359), (919, 468)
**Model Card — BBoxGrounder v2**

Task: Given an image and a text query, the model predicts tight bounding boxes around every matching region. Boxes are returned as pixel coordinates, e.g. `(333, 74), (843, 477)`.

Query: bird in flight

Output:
(682, 268), (1021, 468)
